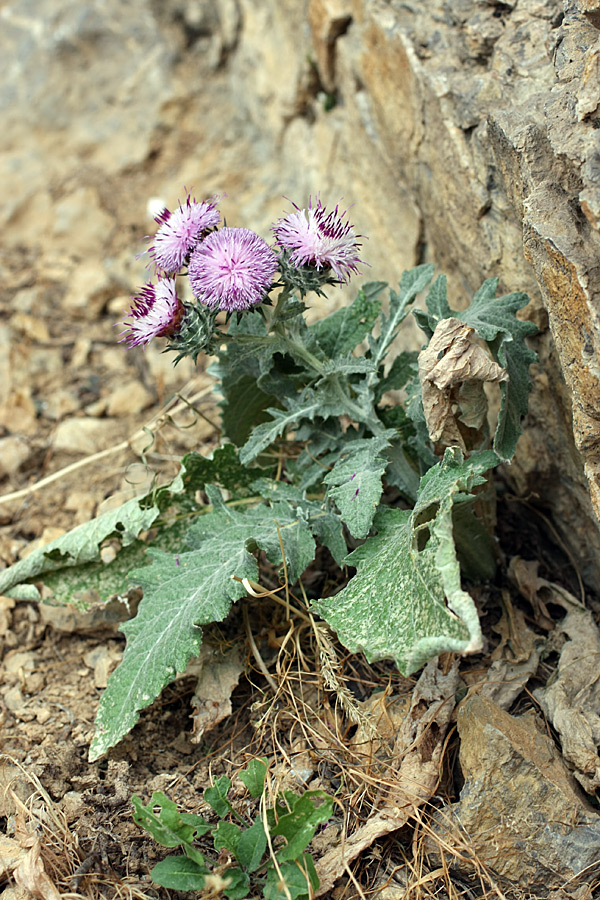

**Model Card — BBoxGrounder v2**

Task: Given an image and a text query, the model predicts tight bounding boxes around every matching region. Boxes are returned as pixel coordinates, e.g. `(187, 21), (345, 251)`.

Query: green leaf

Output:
(324, 433), (395, 539)
(219, 371), (273, 446)
(313, 449), (497, 676)
(384, 439), (421, 502)
(0, 494), (160, 599)
(238, 756), (269, 797)
(90, 490), (316, 760)
(320, 355), (376, 377)
(375, 350), (419, 401)
(40, 517), (192, 609)
(413, 273), (451, 339)
(236, 818), (267, 872)
(370, 265), (435, 367)
(132, 793), (212, 848)
(181, 444), (266, 497)
(239, 388), (346, 464)
(249, 480), (347, 567)
(213, 819), (242, 854)
(269, 790), (333, 861)
(309, 281), (386, 356)
(89, 530), (256, 761)
(150, 856), (208, 890)
(206, 776), (234, 818)
(223, 867), (251, 899)
(264, 855), (319, 900)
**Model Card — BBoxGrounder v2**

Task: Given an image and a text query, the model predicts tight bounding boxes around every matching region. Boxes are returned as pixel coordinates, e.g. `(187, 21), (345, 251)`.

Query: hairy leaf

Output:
(459, 280), (537, 461)
(414, 276), (536, 461)
(250, 479), (347, 566)
(218, 371), (273, 446)
(369, 265), (435, 367)
(375, 350), (419, 401)
(90, 489), (315, 759)
(309, 281), (386, 357)
(320, 355), (376, 377)
(324, 433), (395, 539)
(0, 495), (160, 600)
(314, 449), (498, 675)
(181, 444), (266, 497)
(239, 388), (346, 464)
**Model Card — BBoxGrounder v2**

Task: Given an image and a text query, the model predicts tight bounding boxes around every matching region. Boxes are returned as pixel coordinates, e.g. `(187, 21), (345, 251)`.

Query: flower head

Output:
(148, 194), (220, 274)
(273, 198), (364, 283)
(188, 227), (278, 312)
(118, 278), (184, 348)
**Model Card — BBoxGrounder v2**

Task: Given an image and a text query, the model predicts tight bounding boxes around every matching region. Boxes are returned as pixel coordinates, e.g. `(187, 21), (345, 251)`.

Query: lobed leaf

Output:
(239, 388), (346, 464)
(313, 449), (498, 675)
(414, 275), (536, 461)
(0, 495), (160, 600)
(309, 281), (386, 357)
(132, 792), (211, 849)
(89, 489), (316, 759)
(369, 265), (435, 367)
(324, 433), (395, 539)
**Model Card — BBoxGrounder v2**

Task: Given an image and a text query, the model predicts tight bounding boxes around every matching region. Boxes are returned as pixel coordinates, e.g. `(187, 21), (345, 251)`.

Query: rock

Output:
(431, 695), (600, 895)
(0, 436), (31, 478)
(40, 389), (80, 422)
(52, 416), (120, 455)
(61, 259), (115, 312)
(52, 187), (116, 259)
(106, 380), (154, 417)
(9, 313), (50, 343)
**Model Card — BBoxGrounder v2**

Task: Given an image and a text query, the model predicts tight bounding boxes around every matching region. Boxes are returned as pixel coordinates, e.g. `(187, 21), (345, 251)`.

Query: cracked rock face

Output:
(225, 0), (600, 582)
(431, 695), (600, 895)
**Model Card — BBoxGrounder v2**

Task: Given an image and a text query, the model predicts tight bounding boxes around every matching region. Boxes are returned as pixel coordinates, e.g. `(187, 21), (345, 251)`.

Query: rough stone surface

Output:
(432, 694), (600, 895)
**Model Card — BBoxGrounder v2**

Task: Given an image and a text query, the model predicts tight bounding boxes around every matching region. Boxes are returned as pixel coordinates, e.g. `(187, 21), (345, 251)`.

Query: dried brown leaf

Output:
(187, 645), (243, 744)
(510, 558), (600, 791)
(314, 658), (459, 896)
(418, 317), (508, 450)
(13, 836), (61, 900)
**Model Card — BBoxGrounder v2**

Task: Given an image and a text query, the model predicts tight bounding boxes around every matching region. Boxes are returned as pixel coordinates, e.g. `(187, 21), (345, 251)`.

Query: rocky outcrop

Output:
(225, 0), (600, 582)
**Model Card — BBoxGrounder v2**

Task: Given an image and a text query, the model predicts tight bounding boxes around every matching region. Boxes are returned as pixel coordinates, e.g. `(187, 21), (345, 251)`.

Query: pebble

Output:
(52, 416), (120, 455)
(0, 436), (31, 478)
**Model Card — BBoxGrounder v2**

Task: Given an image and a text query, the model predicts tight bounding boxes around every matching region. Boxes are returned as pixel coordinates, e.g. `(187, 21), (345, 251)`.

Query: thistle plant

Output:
(0, 191), (537, 762)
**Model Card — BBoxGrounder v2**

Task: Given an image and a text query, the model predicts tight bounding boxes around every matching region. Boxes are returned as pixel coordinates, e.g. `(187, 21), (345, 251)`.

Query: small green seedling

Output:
(132, 757), (333, 899)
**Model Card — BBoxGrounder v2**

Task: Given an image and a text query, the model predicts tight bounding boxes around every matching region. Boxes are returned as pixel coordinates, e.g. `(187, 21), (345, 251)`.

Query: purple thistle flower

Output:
(148, 194), (220, 274)
(118, 278), (184, 348)
(272, 198), (364, 283)
(188, 227), (278, 312)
